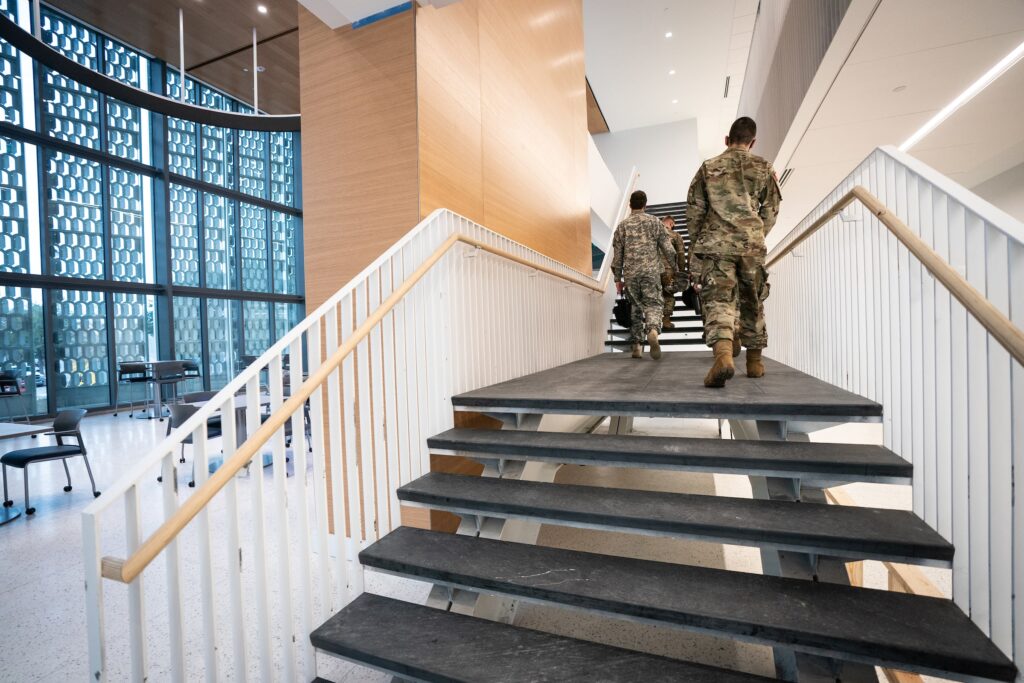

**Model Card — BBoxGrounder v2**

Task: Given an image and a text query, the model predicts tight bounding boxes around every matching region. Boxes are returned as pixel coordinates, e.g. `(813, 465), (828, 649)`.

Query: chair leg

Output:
(2, 464), (11, 506)
(180, 443), (186, 464)
(81, 454), (100, 498)
(188, 459), (195, 488)
(113, 380), (120, 416)
(24, 466), (33, 515)
(62, 458), (73, 492)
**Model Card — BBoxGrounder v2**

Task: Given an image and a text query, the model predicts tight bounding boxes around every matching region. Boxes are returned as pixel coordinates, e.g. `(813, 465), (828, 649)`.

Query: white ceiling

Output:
(299, 0), (457, 29)
(770, 0), (1024, 250)
(583, 0), (758, 159)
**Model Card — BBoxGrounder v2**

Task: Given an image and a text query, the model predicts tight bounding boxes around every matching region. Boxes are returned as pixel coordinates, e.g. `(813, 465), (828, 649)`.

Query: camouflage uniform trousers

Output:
(625, 273), (664, 343)
(660, 269), (678, 320)
(696, 254), (770, 349)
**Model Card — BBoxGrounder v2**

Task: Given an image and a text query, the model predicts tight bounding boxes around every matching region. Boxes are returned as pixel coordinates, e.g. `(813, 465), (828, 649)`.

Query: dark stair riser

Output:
(427, 428), (913, 484)
(397, 473), (953, 566)
(311, 593), (775, 683)
(360, 528), (1017, 683)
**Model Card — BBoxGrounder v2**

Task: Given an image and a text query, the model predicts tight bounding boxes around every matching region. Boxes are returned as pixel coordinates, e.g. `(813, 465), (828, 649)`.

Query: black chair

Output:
(158, 403), (222, 488)
(152, 361), (185, 420)
(1, 409), (98, 516)
(0, 370), (30, 424)
(113, 362), (153, 417)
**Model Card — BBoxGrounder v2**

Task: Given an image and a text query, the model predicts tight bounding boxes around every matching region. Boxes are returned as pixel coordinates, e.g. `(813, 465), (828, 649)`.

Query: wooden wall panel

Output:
(298, 6), (420, 311)
(416, 0), (591, 273)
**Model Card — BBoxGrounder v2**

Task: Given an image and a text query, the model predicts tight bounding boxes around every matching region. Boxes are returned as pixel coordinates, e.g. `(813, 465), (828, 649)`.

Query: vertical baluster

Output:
(245, 374), (273, 682)
(948, 201), (971, 609)
(268, 354), (297, 680)
(411, 236), (429, 479)
(122, 484), (148, 681)
(325, 305), (349, 603)
(965, 212), (990, 631)
(288, 335), (316, 681)
(83, 509), (105, 682)
(161, 450), (186, 682)
(219, 395), (249, 681)
(918, 182), (937, 526)
(931, 192), (953, 540)
(367, 267), (389, 535)
(400, 244), (422, 483)
(305, 319), (333, 618)
(190, 421), (219, 682)
(341, 294), (365, 593)
(354, 281), (377, 545)
(906, 174), (925, 516)
(380, 266), (401, 529)
(392, 250), (413, 494)
(984, 225), (1012, 652)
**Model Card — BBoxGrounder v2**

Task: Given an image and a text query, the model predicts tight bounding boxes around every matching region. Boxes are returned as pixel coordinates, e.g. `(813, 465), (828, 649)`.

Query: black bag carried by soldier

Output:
(613, 295), (632, 328)
(681, 283), (701, 315)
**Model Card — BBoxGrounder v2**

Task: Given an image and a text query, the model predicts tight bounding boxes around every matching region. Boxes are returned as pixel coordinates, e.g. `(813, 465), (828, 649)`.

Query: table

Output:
(124, 360), (192, 421)
(0, 421), (53, 526)
(185, 393), (272, 444)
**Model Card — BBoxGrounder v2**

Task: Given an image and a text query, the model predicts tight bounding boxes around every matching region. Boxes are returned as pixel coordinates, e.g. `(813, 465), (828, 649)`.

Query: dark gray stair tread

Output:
(610, 314), (702, 324)
(362, 528), (1017, 682)
(398, 473), (952, 565)
(427, 428), (911, 483)
(312, 593), (772, 682)
(607, 338), (705, 346)
(451, 352), (883, 420)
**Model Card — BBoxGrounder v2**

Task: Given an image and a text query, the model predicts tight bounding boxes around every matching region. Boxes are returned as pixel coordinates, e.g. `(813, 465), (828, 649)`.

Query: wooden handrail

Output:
(767, 185), (1024, 367)
(100, 234), (606, 583)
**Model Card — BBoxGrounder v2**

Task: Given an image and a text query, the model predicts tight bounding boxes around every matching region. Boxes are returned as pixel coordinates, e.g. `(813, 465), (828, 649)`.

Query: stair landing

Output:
(452, 352), (882, 422)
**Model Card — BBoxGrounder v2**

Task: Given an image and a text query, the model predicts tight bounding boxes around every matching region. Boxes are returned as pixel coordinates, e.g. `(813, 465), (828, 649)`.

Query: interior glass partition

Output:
(0, 2), (303, 416)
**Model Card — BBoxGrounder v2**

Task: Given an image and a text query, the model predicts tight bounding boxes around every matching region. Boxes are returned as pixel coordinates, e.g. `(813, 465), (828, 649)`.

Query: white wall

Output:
(971, 161), (1024, 223)
(593, 118), (700, 206)
(588, 134), (621, 250)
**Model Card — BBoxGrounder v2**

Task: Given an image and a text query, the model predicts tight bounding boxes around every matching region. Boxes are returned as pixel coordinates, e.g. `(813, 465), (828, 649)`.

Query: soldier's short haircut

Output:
(629, 190), (648, 210)
(728, 117), (757, 145)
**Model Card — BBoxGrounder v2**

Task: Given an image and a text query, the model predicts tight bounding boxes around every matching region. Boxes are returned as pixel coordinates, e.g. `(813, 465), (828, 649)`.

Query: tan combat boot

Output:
(647, 329), (662, 360)
(704, 340), (736, 388)
(746, 349), (765, 378)
(663, 317), (676, 329)
(732, 338), (741, 358)
(631, 343), (642, 359)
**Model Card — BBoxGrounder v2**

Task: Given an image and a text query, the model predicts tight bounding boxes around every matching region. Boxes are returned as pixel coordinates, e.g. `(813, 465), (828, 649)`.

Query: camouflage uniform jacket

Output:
(686, 148), (782, 257)
(661, 224), (687, 273)
(611, 211), (676, 281)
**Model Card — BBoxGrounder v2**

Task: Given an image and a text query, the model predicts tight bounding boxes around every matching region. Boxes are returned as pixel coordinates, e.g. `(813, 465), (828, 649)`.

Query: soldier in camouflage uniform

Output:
(659, 216), (687, 329)
(686, 117), (781, 387)
(612, 190), (676, 360)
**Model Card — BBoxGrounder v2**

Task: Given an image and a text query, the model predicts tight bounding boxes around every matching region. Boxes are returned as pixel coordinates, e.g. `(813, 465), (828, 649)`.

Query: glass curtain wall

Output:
(0, 1), (303, 414)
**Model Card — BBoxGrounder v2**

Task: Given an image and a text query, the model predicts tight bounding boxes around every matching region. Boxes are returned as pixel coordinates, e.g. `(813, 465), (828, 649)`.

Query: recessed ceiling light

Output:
(899, 37), (1024, 152)
(672, 99), (678, 104)
(257, 4), (268, 13)
(669, 69), (676, 76)
(664, 31), (673, 38)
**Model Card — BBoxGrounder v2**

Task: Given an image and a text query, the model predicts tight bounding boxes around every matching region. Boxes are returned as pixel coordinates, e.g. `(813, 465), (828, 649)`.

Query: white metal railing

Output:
(80, 205), (628, 681)
(766, 145), (1024, 673)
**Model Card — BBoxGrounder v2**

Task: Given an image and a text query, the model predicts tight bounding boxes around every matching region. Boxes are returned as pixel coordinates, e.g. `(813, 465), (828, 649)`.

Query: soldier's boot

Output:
(704, 340), (736, 388)
(663, 317), (676, 329)
(746, 349), (765, 378)
(647, 329), (662, 360)
(631, 343), (642, 359)
(732, 338), (741, 358)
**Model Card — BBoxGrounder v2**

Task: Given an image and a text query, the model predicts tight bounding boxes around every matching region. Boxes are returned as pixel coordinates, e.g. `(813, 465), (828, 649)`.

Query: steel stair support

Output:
(730, 418), (879, 683)
(426, 413), (603, 624)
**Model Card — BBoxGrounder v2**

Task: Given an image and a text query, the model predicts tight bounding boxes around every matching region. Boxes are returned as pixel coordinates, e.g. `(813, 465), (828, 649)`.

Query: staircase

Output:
(606, 200), (707, 351)
(309, 352), (1018, 682)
